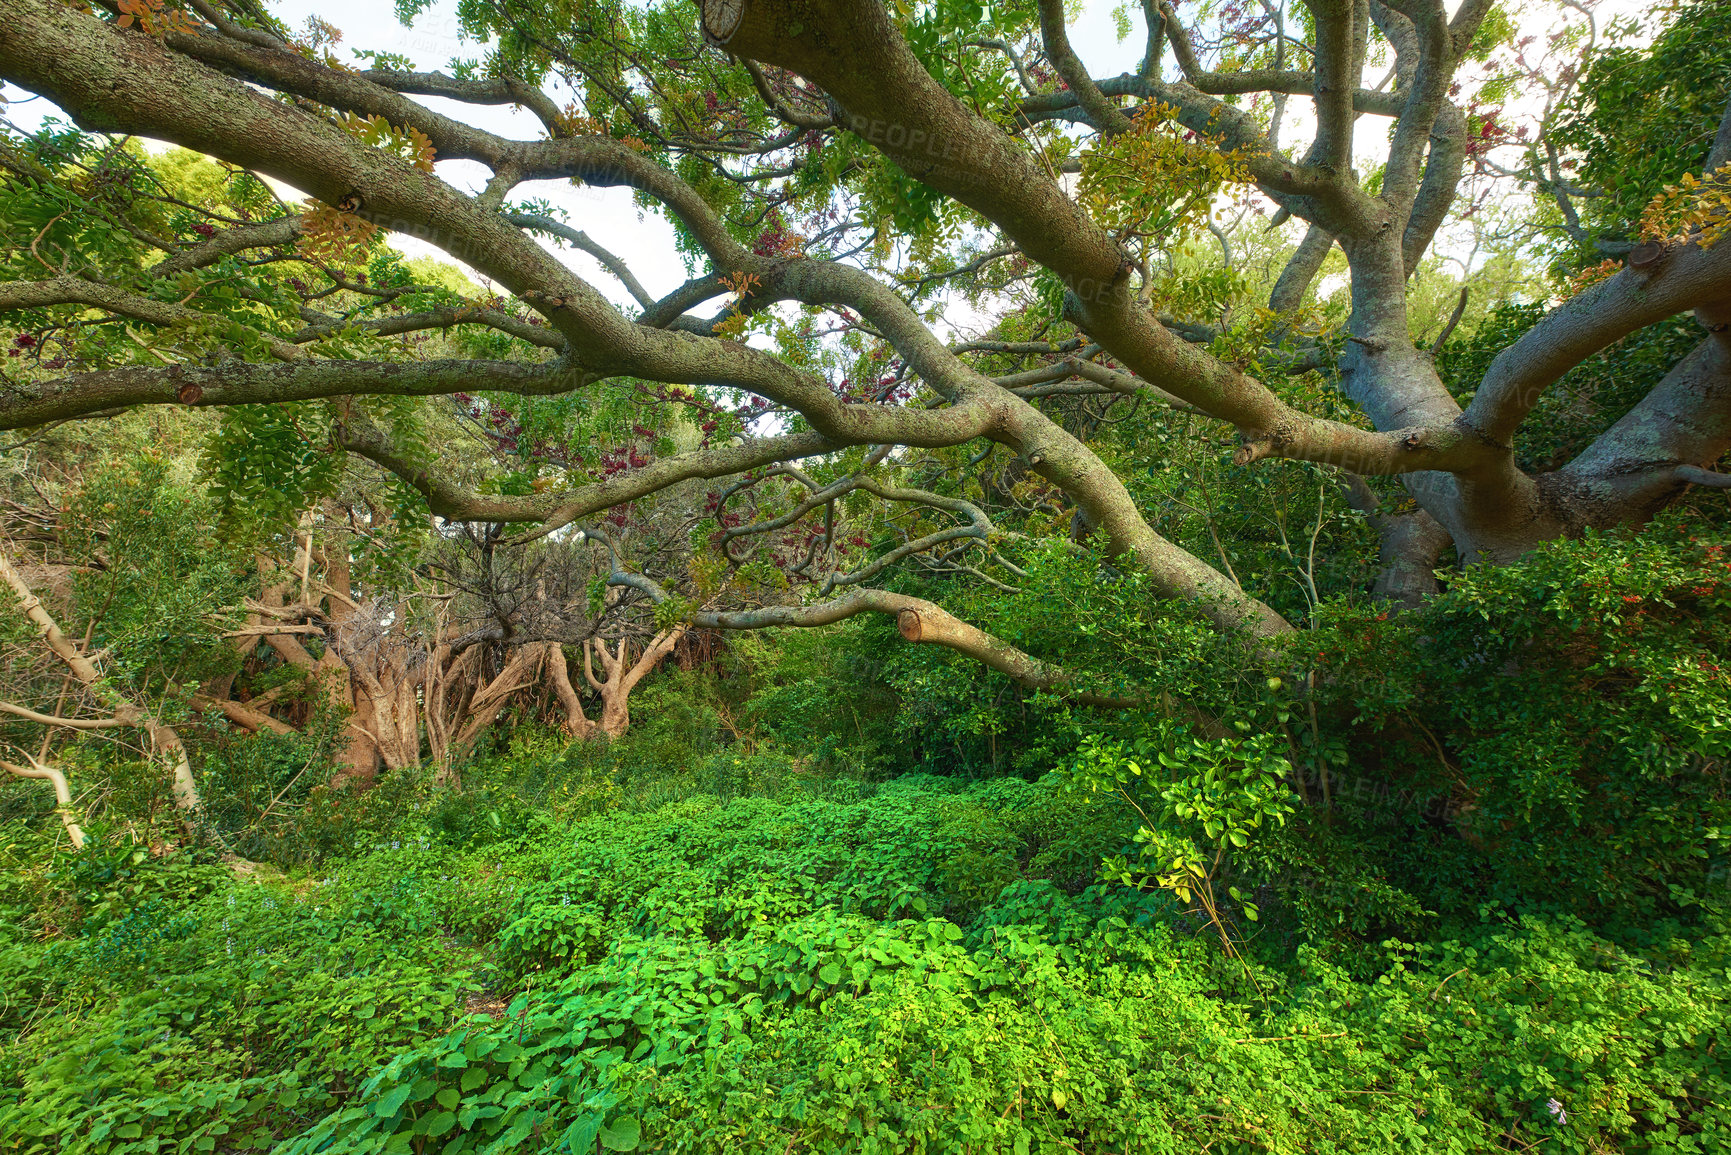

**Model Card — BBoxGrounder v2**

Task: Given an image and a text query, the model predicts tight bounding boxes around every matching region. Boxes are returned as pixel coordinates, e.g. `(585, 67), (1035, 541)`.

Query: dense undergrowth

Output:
(5, 515), (1731, 1153)
(4, 762), (1729, 1155)
(8, 2), (1731, 1151)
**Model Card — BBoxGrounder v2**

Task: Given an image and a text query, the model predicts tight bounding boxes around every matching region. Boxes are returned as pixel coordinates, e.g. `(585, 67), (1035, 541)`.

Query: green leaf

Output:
(599, 1115), (642, 1151)
(374, 1083), (414, 1119)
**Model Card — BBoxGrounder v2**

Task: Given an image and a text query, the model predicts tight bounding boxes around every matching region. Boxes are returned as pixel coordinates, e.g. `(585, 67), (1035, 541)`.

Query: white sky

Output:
(0, 0), (1658, 315)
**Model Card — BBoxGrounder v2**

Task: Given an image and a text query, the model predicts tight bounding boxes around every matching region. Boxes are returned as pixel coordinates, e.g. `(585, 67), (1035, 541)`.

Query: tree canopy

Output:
(0, 0), (1722, 648)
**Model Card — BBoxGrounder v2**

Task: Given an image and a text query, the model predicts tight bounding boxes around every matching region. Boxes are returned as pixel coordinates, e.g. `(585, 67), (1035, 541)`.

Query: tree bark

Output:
(583, 627), (686, 740)
(0, 544), (203, 833)
(1, 756), (87, 849)
(546, 642), (598, 741)
(439, 642), (551, 778)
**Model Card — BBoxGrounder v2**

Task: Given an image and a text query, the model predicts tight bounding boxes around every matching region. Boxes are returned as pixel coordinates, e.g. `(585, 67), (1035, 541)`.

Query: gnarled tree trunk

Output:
(426, 639), (558, 785)
(583, 626), (687, 740)
(547, 642), (598, 741)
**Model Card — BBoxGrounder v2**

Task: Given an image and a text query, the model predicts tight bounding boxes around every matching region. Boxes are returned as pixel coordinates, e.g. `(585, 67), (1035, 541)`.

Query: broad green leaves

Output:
(1064, 723), (1296, 936)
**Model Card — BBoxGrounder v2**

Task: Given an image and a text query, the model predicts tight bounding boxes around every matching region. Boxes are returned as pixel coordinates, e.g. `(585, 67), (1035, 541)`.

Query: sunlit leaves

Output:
(1547, 0), (1731, 271)
(1063, 724), (1295, 945)
(299, 200), (380, 265)
(1078, 103), (1250, 242)
(335, 113), (438, 174)
(1638, 161), (1731, 250)
(114, 0), (198, 37)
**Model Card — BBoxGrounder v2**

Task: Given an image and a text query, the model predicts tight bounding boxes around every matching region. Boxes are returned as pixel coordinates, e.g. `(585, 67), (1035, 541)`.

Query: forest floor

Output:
(2, 770), (1728, 1154)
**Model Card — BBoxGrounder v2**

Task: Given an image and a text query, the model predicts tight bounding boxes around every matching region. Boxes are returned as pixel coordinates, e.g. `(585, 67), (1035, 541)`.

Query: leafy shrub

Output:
(5, 772), (1729, 1154)
(1294, 514), (1731, 921)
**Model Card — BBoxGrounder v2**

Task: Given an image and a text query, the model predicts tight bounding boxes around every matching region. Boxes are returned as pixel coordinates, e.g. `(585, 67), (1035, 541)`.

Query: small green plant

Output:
(1063, 723), (1297, 966)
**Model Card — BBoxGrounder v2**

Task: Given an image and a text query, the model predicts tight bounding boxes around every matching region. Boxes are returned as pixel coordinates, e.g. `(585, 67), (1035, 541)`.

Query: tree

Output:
(0, 442), (253, 842)
(0, 0), (1727, 706)
(187, 501), (694, 786)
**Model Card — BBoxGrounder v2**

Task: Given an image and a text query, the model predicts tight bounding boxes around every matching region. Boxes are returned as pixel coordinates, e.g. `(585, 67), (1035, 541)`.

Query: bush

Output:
(1302, 514), (1731, 921)
(285, 790), (1731, 1155)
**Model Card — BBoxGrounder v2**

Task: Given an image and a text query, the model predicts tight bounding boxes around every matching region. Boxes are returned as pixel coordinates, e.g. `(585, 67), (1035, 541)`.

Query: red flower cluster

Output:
(597, 446), (650, 477)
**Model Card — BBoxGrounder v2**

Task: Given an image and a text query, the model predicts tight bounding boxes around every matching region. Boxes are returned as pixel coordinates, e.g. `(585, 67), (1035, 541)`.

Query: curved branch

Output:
(0, 756), (85, 848)
(358, 68), (564, 135)
(1018, 71), (1406, 122)
(628, 578), (1139, 709)
(150, 213), (304, 276)
(0, 700), (126, 730)
(1464, 239), (1731, 446)
(741, 58), (834, 130)
(0, 274), (303, 361)
(1038, 0), (1134, 136)
(335, 413), (841, 532)
(293, 305), (565, 349)
(504, 212), (656, 310)
(1550, 331), (1731, 526)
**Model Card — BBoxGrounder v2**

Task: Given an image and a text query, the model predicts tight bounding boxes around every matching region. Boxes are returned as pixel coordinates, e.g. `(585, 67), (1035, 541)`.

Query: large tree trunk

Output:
(583, 627), (686, 740)
(249, 550), (384, 788)
(427, 641), (552, 786)
(547, 642), (598, 741)
(322, 550), (422, 778)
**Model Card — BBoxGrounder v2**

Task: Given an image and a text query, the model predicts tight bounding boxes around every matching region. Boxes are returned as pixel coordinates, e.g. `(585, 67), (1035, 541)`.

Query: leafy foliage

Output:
(5, 776), (1728, 1155)
(1547, 0), (1731, 269)
(1, 3), (1730, 1152)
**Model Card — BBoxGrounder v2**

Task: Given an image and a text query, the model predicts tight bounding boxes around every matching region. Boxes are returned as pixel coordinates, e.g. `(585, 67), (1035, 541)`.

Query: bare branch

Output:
(0, 755), (85, 847)
(0, 700), (126, 730)
(505, 212), (657, 310)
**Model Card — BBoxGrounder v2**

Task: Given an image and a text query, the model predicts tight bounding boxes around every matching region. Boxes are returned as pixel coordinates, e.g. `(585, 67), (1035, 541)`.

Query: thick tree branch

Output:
(191, 691), (298, 735)
(358, 68), (564, 136)
(1038, 0), (1135, 136)
(623, 578), (1139, 709)
(0, 358), (575, 430)
(1270, 224), (1336, 313)
(1465, 240), (1731, 446)
(0, 274), (304, 360)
